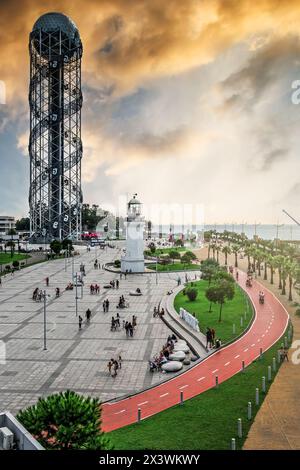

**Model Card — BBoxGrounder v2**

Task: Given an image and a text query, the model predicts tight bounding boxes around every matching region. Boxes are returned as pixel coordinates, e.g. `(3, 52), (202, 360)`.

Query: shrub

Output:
(50, 240), (62, 255)
(17, 391), (112, 450)
(12, 260), (20, 269)
(114, 259), (121, 268)
(184, 251), (197, 261)
(5, 265), (10, 271)
(186, 287), (198, 301)
(295, 308), (300, 317)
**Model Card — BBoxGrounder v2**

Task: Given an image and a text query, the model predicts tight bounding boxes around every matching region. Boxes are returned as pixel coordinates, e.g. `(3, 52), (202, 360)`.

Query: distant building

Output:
(0, 216), (15, 234)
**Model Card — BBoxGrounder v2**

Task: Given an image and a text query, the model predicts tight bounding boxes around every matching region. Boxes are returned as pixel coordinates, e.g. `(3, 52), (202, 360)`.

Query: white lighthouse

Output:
(121, 194), (145, 273)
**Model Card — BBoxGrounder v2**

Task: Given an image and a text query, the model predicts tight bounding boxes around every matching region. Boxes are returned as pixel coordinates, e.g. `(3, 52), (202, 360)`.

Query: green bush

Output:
(295, 308), (300, 317)
(17, 390), (112, 450)
(186, 287), (198, 301)
(114, 259), (121, 268)
(12, 260), (20, 268)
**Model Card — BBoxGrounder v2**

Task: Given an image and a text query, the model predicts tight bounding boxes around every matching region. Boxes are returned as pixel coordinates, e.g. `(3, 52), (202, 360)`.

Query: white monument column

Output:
(121, 194), (145, 273)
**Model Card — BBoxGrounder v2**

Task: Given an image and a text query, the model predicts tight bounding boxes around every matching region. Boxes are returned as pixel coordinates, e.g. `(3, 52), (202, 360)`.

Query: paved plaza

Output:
(0, 244), (192, 415)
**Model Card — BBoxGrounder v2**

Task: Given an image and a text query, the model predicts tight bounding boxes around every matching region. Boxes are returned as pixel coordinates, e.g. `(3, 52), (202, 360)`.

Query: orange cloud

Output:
(2, 0), (300, 107)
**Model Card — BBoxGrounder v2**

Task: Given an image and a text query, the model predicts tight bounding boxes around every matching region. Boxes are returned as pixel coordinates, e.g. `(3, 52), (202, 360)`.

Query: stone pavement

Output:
(0, 243), (195, 415)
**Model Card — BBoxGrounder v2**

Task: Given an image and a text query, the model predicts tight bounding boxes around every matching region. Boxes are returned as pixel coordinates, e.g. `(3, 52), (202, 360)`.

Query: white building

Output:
(121, 195), (145, 273)
(0, 216), (15, 235)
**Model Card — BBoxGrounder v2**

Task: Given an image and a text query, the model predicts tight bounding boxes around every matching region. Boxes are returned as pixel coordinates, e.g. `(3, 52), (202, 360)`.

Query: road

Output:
(102, 269), (289, 432)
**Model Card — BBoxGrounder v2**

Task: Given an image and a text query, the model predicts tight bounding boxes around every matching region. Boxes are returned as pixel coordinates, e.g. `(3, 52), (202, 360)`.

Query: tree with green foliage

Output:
(50, 240), (62, 256)
(15, 217), (30, 231)
(6, 240), (15, 258)
(17, 390), (112, 450)
(185, 287), (198, 301)
(221, 245), (231, 266)
(82, 204), (106, 231)
(148, 242), (156, 254)
(231, 244), (240, 268)
(213, 270), (235, 284)
(205, 284), (220, 312)
(175, 238), (184, 247)
(12, 260), (20, 269)
(184, 251), (197, 261)
(169, 250), (181, 263)
(62, 239), (73, 253)
(181, 253), (192, 266)
(213, 280), (235, 322)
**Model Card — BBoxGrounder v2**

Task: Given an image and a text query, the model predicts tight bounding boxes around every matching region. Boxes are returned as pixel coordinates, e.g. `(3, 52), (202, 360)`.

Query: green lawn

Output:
(0, 253), (30, 266)
(153, 247), (186, 255)
(108, 332), (290, 450)
(145, 247), (186, 257)
(147, 262), (200, 272)
(174, 280), (253, 343)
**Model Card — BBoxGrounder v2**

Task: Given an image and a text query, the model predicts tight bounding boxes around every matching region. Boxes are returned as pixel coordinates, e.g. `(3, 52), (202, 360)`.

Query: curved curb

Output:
(102, 269), (290, 432)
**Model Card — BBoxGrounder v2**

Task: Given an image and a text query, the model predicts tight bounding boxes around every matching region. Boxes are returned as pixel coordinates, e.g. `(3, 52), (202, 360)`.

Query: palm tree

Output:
(267, 254), (276, 285)
(287, 260), (299, 301)
(216, 244), (221, 264)
(281, 259), (289, 296)
(231, 244), (240, 268)
(274, 255), (285, 290)
(244, 246), (252, 271)
(262, 251), (268, 281)
(222, 245), (232, 266)
(255, 248), (264, 277)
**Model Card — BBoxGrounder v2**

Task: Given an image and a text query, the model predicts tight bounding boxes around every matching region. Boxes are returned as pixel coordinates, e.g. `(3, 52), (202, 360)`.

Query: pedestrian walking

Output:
(112, 359), (118, 377)
(78, 315), (83, 330)
(107, 360), (112, 375)
(86, 308), (91, 323)
(103, 300), (106, 313)
(118, 355), (122, 369)
(45, 277), (49, 287)
(106, 299), (110, 312)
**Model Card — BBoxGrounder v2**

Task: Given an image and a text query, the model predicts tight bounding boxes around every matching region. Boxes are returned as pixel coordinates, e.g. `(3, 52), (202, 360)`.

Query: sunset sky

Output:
(0, 0), (300, 224)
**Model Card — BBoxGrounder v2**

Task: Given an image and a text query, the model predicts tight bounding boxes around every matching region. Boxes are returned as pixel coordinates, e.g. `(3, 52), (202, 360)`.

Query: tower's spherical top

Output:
(33, 12), (79, 39)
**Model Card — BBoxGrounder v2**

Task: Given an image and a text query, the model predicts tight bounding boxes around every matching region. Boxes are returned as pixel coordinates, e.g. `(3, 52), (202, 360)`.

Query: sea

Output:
(149, 224), (300, 242)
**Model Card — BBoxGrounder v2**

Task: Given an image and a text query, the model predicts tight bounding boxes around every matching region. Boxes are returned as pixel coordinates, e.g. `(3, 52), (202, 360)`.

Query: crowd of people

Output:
(117, 295), (128, 308)
(32, 287), (44, 302)
(107, 355), (122, 378)
(111, 313), (121, 331)
(149, 333), (177, 372)
(153, 306), (165, 318)
(90, 284), (100, 294)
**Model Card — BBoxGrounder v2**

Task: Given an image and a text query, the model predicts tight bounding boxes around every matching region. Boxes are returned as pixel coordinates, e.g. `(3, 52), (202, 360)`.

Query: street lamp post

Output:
(75, 272), (79, 317)
(72, 255), (74, 279)
(156, 256), (158, 285)
(42, 290), (47, 350)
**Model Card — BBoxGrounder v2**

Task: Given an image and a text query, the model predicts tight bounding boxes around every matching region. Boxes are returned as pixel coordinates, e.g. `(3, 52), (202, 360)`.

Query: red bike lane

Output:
(102, 270), (289, 432)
